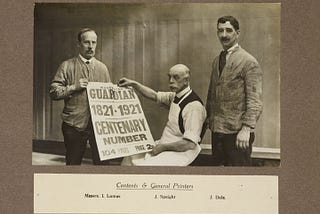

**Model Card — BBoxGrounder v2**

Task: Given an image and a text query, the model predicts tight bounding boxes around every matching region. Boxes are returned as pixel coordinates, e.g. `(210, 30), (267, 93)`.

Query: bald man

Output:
(118, 64), (206, 166)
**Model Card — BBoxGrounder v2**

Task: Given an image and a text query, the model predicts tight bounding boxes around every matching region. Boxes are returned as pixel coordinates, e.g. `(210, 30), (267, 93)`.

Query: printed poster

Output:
(87, 82), (155, 160)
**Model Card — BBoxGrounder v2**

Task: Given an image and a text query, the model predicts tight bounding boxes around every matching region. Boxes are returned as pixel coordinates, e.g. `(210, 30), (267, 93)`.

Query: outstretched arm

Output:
(151, 139), (196, 156)
(118, 77), (157, 102)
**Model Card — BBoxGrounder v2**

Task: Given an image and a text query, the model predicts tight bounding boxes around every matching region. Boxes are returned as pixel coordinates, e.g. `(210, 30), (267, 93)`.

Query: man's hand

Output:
(69, 78), (88, 93)
(236, 126), (251, 150)
(118, 77), (157, 101)
(150, 144), (166, 156)
(118, 77), (137, 87)
(79, 78), (89, 89)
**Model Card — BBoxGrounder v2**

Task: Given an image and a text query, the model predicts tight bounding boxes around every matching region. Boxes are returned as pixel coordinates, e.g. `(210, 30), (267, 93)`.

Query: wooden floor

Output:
(32, 152), (124, 165)
(31, 152), (213, 166)
(32, 152), (280, 166)
(32, 152), (92, 165)
(32, 140), (280, 166)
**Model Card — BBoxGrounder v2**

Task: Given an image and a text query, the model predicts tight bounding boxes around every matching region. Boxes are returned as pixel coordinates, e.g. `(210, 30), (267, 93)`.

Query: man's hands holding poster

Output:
(118, 77), (136, 87)
(118, 77), (157, 101)
(69, 78), (89, 93)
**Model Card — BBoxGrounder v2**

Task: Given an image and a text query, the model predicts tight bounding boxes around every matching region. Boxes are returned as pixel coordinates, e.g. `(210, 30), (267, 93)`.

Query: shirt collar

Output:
(226, 43), (239, 53)
(79, 54), (94, 64)
(176, 85), (191, 98)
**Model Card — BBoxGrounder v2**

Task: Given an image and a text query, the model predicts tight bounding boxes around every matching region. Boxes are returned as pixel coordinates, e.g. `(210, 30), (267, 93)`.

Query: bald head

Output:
(169, 64), (190, 78)
(168, 64), (190, 93)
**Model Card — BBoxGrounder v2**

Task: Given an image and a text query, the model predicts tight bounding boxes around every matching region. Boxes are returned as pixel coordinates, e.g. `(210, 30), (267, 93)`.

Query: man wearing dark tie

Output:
(50, 28), (111, 165)
(204, 16), (263, 166)
(118, 64), (206, 166)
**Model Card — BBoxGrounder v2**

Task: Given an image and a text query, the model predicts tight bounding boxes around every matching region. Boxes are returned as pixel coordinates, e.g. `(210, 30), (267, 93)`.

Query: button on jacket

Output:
(206, 45), (263, 134)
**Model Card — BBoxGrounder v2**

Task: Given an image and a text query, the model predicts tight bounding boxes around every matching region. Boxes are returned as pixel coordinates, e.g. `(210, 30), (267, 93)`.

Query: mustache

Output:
(220, 37), (229, 41)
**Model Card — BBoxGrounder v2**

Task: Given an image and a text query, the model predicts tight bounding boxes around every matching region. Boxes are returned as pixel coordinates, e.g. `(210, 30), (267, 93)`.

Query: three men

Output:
(49, 16), (262, 167)
(205, 16), (263, 166)
(118, 64), (206, 166)
(50, 28), (111, 165)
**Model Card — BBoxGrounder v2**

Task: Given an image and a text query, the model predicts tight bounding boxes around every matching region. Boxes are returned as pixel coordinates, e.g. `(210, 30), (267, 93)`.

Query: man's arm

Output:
(242, 61), (263, 128)
(151, 102), (206, 155)
(236, 60), (263, 149)
(151, 139), (196, 156)
(49, 62), (87, 100)
(203, 60), (217, 134)
(205, 62), (215, 119)
(118, 78), (157, 101)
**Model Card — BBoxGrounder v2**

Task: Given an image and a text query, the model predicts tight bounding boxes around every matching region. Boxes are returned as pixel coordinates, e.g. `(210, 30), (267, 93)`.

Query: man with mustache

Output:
(118, 64), (206, 166)
(204, 16), (263, 166)
(50, 28), (111, 165)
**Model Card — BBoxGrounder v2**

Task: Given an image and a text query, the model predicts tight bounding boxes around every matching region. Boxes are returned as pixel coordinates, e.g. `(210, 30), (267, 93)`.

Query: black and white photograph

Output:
(2, 0), (320, 213)
(32, 3), (280, 167)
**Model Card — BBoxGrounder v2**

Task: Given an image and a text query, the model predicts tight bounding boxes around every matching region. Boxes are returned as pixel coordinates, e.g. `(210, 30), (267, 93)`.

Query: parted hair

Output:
(217, 16), (240, 31)
(77, 28), (96, 42)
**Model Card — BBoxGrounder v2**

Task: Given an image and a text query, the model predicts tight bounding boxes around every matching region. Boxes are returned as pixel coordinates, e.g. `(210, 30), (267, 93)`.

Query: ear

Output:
(184, 76), (190, 85)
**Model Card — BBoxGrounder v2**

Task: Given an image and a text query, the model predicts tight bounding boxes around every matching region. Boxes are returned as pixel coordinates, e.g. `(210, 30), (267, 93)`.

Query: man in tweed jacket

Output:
(50, 28), (111, 165)
(205, 16), (263, 166)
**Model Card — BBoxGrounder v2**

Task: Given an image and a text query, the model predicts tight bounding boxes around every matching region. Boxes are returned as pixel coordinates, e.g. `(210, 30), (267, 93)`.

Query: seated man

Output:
(118, 64), (206, 166)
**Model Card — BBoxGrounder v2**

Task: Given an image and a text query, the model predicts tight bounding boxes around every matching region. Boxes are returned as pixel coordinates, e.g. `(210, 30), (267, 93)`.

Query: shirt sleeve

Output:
(49, 61), (74, 100)
(182, 101), (207, 144)
(156, 91), (175, 107)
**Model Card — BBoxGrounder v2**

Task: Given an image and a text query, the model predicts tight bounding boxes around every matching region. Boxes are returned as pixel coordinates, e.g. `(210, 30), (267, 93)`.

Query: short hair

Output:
(217, 16), (240, 31)
(170, 64), (190, 79)
(77, 28), (96, 42)
(184, 66), (190, 78)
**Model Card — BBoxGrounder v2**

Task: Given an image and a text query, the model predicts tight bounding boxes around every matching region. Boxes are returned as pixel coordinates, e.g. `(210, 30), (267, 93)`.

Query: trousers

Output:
(62, 121), (109, 165)
(211, 132), (255, 166)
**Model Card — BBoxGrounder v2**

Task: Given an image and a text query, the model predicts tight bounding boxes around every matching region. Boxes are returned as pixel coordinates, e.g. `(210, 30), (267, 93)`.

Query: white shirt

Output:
(156, 86), (207, 144)
(121, 86), (206, 166)
(225, 43), (239, 61)
(79, 54), (94, 65)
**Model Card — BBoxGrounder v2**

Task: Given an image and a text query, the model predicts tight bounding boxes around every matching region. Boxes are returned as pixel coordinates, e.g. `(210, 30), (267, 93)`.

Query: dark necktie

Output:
(173, 90), (190, 104)
(85, 61), (94, 69)
(219, 50), (228, 76)
(85, 61), (93, 78)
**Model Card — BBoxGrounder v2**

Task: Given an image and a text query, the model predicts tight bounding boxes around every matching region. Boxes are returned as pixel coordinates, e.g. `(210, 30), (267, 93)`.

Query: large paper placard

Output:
(87, 82), (155, 160)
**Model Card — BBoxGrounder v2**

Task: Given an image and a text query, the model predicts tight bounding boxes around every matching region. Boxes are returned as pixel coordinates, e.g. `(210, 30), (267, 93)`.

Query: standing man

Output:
(205, 16), (263, 166)
(118, 64), (206, 166)
(50, 28), (111, 165)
